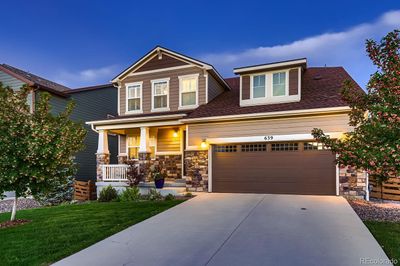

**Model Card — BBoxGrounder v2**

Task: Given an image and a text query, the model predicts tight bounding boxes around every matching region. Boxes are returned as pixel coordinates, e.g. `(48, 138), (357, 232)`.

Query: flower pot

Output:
(155, 178), (165, 189)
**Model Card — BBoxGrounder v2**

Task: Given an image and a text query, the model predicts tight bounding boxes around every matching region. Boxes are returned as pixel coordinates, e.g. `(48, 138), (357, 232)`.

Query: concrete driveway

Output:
(54, 194), (390, 266)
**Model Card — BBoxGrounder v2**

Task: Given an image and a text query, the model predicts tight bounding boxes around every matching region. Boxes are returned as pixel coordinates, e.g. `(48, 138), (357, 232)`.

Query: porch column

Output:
(138, 127), (151, 160)
(138, 127), (151, 181)
(96, 129), (110, 181)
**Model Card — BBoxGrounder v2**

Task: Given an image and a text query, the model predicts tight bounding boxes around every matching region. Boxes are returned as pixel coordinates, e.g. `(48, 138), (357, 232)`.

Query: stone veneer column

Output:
(184, 151), (208, 192)
(138, 152), (152, 182)
(96, 153), (110, 181)
(339, 165), (367, 198)
(117, 154), (128, 164)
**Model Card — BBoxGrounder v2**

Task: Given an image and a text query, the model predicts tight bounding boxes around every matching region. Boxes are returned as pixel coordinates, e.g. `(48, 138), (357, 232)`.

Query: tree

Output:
(312, 30), (400, 185)
(0, 84), (86, 221)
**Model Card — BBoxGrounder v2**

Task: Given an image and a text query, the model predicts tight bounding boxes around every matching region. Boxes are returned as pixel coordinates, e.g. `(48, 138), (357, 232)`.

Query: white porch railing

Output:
(102, 164), (129, 181)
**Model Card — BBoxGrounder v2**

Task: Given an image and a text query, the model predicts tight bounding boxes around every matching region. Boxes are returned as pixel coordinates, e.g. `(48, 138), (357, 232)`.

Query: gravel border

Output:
(0, 198), (42, 214)
(348, 198), (400, 222)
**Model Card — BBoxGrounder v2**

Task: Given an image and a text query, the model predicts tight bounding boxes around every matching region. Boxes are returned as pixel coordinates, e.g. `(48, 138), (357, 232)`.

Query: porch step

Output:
(138, 186), (187, 196)
(139, 181), (186, 188)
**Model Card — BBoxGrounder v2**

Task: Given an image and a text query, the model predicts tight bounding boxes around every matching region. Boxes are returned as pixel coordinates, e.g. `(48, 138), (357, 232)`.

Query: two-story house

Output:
(0, 64), (118, 182)
(87, 46), (366, 197)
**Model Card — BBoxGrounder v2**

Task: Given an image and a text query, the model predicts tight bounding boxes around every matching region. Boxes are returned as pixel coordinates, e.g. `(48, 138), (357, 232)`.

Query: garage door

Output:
(212, 142), (336, 195)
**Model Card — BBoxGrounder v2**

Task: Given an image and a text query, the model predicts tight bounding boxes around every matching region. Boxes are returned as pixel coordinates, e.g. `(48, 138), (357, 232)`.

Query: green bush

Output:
(34, 176), (74, 205)
(98, 185), (118, 202)
(164, 193), (175, 201)
(120, 187), (141, 202)
(145, 188), (162, 201)
(185, 192), (193, 197)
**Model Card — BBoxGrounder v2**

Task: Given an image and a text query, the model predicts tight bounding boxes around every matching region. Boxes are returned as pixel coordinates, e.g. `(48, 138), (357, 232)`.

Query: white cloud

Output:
(200, 10), (400, 88)
(54, 65), (119, 88)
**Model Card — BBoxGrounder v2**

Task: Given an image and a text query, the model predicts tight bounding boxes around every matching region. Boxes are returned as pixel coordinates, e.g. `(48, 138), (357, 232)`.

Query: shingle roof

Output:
(187, 67), (362, 119)
(1, 64), (70, 95)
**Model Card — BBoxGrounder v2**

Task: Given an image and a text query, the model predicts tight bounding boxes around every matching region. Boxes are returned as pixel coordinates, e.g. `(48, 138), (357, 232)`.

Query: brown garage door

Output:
(212, 142), (336, 195)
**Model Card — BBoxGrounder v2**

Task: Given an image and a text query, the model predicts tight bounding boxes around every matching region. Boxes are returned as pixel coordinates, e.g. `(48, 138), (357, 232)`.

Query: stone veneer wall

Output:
(184, 151), (208, 192)
(155, 155), (182, 179)
(339, 166), (367, 198)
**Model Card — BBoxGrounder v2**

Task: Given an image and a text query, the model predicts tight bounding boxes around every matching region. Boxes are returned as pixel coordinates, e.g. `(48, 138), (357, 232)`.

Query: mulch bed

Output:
(348, 198), (400, 222)
(0, 219), (31, 229)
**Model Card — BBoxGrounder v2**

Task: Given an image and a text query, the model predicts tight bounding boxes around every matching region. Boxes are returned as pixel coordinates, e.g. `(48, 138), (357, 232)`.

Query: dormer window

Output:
(252, 74), (266, 98)
(179, 74), (199, 109)
(126, 82), (142, 113)
(151, 78), (170, 111)
(272, 72), (287, 96)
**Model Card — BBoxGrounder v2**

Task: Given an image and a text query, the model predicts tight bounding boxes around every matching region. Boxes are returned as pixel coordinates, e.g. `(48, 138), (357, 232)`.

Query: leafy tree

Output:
(0, 84), (86, 220)
(312, 30), (400, 185)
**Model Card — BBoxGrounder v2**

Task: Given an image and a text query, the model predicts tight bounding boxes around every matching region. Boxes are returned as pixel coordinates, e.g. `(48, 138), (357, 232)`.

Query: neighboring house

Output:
(0, 64), (118, 181)
(88, 46), (367, 198)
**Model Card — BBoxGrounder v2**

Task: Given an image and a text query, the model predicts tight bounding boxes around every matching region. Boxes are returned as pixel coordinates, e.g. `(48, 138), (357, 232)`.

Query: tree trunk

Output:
(10, 195), (18, 221)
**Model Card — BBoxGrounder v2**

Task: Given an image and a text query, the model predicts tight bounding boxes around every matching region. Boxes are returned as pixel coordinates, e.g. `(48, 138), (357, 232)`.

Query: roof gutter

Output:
(86, 113), (188, 126)
(180, 106), (351, 123)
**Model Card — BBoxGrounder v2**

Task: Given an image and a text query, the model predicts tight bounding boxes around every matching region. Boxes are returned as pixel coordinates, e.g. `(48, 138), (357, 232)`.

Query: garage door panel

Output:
(212, 143), (336, 195)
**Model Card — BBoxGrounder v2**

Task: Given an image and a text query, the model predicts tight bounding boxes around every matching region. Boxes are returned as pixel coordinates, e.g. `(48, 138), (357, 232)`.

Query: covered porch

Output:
(88, 113), (205, 195)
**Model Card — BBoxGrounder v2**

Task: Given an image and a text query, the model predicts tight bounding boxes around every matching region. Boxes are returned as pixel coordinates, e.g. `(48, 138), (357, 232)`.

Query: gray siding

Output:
(208, 74), (225, 102)
(0, 70), (25, 90)
(69, 86), (118, 181)
(35, 87), (118, 181)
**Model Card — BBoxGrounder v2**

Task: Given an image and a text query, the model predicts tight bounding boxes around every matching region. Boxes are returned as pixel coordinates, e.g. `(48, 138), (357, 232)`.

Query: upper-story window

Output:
(272, 72), (286, 96)
(126, 82), (142, 113)
(151, 78), (170, 111)
(251, 74), (266, 98)
(179, 74), (198, 108)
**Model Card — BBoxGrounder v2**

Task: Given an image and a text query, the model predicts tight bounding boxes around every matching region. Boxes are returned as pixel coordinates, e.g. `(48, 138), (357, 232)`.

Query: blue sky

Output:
(1, 1), (400, 89)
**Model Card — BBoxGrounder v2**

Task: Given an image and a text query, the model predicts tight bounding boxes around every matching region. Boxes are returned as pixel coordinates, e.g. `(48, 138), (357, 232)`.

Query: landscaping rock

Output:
(348, 198), (400, 222)
(0, 198), (41, 214)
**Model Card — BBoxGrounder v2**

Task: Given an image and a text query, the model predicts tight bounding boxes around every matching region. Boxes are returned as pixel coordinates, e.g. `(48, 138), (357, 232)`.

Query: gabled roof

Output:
(111, 46), (231, 91)
(0, 64), (71, 97)
(68, 84), (116, 94)
(185, 67), (363, 120)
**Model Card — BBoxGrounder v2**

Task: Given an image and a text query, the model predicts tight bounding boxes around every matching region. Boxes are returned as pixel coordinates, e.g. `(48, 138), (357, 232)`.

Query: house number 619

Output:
(264, 136), (274, 141)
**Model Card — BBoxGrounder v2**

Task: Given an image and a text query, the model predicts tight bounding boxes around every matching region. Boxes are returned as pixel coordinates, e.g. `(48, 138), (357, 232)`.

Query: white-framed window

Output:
(127, 135), (140, 159)
(151, 78), (170, 111)
(272, 72), (286, 96)
(179, 74), (198, 108)
(126, 82), (142, 113)
(251, 74), (266, 98)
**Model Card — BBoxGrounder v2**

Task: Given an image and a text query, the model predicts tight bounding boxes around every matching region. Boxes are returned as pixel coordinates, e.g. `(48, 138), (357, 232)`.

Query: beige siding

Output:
(157, 128), (181, 152)
(120, 67), (205, 115)
(208, 74), (225, 102)
(119, 135), (126, 154)
(188, 113), (351, 147)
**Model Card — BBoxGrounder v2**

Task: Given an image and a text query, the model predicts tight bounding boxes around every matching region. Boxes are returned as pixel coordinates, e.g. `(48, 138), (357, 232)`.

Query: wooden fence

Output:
(369, 177), (400, 201)
(74, 180), (96, 201)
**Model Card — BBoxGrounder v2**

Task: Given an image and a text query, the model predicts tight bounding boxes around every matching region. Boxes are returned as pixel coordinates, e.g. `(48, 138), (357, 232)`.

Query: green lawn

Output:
(0, 200), (183, 266)
(365, 221), (400, 265)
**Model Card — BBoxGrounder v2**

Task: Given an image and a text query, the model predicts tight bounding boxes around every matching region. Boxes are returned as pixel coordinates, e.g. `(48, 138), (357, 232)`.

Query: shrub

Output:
(164, 193), (175, 201)
(184, 192), (193, 197)
(98, 185), (118, 202)
(119, 187), (141, 202)
(34, 176), (74, 205)
(145, 188), (162, 201)
(126, 160), (144, 187)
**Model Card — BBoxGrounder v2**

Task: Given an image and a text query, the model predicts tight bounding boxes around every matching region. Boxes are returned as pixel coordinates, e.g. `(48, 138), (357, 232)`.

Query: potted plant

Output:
(150, 163), (167, 189)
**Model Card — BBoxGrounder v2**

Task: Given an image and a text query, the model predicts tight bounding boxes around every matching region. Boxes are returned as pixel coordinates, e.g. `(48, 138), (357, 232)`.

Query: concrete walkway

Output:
(54, 194), (390, 266)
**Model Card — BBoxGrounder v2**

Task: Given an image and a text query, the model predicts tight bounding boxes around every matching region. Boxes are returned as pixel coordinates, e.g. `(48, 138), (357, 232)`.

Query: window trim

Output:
(271, 70), (289, 97)
(125, 82), (143, 114)
(250, 74), (267, 99)
(151, 78), (170, 112)
(178, 73), (199, 109)
(126, 135), (140, 160)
